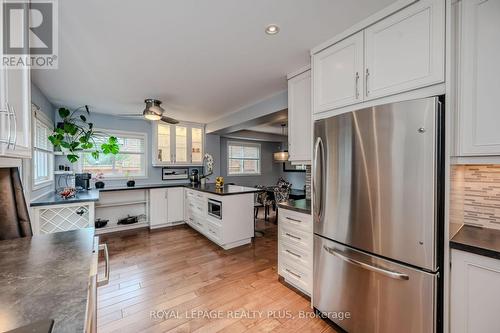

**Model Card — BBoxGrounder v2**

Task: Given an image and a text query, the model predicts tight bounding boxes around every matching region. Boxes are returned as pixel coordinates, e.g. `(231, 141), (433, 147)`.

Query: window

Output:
(227, 141), (261, 175)
(80, 130), (147, 178)
(32, 110), (54, 188)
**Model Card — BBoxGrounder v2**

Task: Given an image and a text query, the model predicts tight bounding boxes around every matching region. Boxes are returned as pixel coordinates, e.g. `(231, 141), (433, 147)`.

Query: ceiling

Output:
(32, 0), (395, 124)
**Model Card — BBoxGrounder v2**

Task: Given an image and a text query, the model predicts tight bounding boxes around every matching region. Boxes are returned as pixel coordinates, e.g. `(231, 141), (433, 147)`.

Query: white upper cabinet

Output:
(288, 68), (312, 163)
(312, 31), (364, 113)
(455, 0), (500, 156)
(153, 122), (205, 166)
(312, 0), (445, 114)
(364, 0), (445, 100)
(0, 0), (31, 158)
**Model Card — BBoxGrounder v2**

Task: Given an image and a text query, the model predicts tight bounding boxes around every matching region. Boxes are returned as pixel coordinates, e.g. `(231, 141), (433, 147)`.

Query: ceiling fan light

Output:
(143, 99), (164, 121)
(144, 112), (161, 121)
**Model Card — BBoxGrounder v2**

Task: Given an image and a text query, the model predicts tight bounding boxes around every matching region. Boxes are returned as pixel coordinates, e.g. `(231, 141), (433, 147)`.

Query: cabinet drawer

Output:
(205, 219), (222, 243)
(280, 224), (311, 250)
(279, 209), (312, 232)
(281, 260), (311, 294)
(279, 241), (311, 270)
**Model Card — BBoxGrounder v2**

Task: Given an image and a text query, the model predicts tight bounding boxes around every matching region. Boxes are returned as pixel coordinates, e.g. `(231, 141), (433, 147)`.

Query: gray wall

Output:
(217, 137), (305, 189)
(54, 113), (224, 187)
(31, 83), (55, 123)
(31, 83), (56, 199)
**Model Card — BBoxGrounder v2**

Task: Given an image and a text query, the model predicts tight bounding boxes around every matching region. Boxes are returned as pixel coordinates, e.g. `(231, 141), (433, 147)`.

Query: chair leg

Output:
(265, 206), (269, 221)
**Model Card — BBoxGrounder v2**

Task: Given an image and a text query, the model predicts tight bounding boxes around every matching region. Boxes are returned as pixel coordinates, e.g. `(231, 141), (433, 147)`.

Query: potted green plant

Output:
(48, 105), (120, 163)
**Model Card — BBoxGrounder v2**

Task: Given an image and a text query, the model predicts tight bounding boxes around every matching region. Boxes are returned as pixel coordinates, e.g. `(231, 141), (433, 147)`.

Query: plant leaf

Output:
(67, 154), (79, 163)
(58, 108), (70, 118)
(91, 151), (99, 160)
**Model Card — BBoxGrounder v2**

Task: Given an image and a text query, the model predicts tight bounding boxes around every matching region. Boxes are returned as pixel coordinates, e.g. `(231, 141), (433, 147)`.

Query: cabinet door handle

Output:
(285, 268), (301, 279)
(285, 232), (301, 241)
(285, 216), (302, 223)
(158, 149), (162, 161)
(285, 249), (301, 258)
(365, 68), (370, 96)
(0, 105), (11, 146)
(97, 243), (110, 287)
(355, 71), (360, 99)
(9, 104), (17, 150)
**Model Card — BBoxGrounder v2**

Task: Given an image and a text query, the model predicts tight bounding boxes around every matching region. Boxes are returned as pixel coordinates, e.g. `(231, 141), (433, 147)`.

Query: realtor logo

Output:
(2, 0), (58, 68)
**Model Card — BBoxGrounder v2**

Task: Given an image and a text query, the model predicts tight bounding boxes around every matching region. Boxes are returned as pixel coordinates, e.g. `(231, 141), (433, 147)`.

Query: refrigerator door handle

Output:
(323, 245), (410, 281)
(313, 137), (324, 223)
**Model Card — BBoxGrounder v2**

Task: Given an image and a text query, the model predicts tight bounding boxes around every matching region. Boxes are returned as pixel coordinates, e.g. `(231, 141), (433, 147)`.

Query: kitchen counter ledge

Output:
(450, 225), (500, 260)
(0, 229), (95, 332)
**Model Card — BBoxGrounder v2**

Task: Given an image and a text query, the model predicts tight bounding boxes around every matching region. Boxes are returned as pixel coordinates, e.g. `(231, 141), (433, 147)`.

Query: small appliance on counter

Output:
(190, 169), (200, 185)
(75, 173), (91, 191)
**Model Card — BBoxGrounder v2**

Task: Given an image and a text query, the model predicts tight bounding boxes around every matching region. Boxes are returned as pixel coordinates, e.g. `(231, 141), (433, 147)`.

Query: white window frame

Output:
(77, 128), (148, 180)
(32, 107), (54, 190)
(227, 141), (261, 176)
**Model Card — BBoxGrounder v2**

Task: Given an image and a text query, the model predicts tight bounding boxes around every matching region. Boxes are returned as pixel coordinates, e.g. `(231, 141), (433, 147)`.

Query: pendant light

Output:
(273, 123), (289, 162)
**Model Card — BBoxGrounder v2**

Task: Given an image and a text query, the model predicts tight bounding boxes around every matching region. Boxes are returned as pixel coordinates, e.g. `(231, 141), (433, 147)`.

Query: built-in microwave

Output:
(208, 199), (222, 219)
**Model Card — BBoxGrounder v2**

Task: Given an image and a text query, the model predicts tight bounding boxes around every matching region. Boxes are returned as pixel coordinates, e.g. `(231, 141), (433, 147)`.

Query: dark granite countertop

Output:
(0, 229), (96, 332)
(450, 225), (500, 260)
(30, 183), (261, 207)
(186, 183), (261, 196)
(30, 190), (100, 207)
(277, 199), (311, 215)
(99, 183), (187, 192)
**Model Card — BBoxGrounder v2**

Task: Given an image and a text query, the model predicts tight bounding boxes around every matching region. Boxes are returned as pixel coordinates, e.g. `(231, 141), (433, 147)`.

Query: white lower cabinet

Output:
(451, 249), (500, 333)
(150, 187), (185, 229)
(31, 202), (95, 235)
(277, 208), (313, 295)
(184, 189), (254, 250)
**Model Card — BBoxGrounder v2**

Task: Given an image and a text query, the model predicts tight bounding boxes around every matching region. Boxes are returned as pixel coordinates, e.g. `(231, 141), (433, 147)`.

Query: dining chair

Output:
(0, 167), (32, 240)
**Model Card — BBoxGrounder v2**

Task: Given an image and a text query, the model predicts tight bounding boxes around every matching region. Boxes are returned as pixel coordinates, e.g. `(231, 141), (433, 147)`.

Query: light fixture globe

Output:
(273, 151), (289, 162)
(143, 99), (164, 121)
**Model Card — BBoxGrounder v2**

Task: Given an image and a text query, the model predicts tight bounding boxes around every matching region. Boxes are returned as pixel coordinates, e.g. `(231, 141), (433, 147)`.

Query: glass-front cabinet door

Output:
(191, 126), (203, 164)
(153, 122), (204, 166)
(157, 123), (171, 163)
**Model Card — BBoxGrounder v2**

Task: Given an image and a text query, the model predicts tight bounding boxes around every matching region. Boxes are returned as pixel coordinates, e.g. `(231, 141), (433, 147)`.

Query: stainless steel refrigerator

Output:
(313, 96), (444, 333)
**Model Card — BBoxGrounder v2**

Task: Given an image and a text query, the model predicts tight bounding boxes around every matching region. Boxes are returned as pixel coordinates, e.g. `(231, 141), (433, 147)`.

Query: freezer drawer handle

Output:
(323, 246), (409, 281)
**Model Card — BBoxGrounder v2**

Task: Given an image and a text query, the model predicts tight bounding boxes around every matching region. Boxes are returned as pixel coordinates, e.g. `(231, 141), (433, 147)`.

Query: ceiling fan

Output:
(116, 99), (179, 124)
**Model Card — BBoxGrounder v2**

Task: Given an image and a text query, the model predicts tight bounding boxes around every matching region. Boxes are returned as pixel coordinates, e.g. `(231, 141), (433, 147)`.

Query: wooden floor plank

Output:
(97, 214), (338, 333)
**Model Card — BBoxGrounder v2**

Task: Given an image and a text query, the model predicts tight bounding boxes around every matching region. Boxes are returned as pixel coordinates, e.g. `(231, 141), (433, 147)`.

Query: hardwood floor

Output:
(97, 213), (337, 333)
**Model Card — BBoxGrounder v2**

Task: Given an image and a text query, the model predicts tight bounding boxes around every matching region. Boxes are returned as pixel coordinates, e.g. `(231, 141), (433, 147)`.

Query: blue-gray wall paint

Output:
(31, 83), (55, 123)
(55, 114), (223, 187)
(218, 137), (305, 189)
(31, 83), (56, 199)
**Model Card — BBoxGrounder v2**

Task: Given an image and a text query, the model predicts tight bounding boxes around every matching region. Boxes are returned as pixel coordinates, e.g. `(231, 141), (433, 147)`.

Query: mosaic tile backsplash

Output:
(451, 165), (500, 230)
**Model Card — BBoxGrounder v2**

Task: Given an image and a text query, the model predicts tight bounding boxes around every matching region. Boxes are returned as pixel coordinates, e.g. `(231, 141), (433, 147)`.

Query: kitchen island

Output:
(0, 229), (98, 332)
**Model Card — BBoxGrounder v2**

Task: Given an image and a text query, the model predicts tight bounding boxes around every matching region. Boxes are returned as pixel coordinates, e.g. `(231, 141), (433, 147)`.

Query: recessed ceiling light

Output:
(265, 24), (280, 35)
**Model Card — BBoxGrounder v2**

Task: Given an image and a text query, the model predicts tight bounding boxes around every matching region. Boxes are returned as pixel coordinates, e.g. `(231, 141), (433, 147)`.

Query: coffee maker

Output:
(189, 169), (200, 185)
(75, 173), (91, 191)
